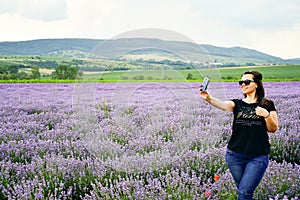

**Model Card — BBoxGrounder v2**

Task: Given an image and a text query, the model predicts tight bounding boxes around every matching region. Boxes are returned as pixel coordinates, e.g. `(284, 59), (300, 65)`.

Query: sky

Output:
(1, 0), (300, 59)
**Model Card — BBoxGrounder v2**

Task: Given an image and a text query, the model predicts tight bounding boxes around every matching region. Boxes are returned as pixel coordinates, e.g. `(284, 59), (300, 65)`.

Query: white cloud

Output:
(250, 24), (300, 59)
(190, 0), (300, 30)
(20, 0), (68, 21)
(65, 0), (118, 38)
(0, 0), (68, 21)
(0, 13), (74, 41)
(0, 0), (300, 58)
(0, 0), (21, 13)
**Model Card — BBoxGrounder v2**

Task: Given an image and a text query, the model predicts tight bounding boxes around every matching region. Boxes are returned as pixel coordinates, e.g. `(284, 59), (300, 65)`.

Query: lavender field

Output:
(0, 82), (299, 199)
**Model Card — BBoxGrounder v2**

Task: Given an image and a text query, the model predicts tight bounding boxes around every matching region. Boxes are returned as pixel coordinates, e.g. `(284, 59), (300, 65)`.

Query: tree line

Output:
(0, 65), (40, 80)
(0, 65), (80, 80)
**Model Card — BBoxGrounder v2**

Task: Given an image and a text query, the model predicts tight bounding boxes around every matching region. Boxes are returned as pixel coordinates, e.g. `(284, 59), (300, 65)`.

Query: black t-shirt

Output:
(228, 99), (276, 155)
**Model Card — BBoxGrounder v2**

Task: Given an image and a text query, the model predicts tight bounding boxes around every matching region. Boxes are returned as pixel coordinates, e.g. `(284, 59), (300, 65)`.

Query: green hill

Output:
(0, 38), (299, 65)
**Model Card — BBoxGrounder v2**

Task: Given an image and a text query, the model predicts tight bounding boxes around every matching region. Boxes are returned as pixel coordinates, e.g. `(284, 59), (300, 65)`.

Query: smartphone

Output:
(201, 77), (210, 91)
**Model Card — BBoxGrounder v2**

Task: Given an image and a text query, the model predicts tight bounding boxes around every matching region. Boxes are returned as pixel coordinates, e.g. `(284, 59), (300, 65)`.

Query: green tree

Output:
(31, 66), (41, 79)
(52, 65), (78, 80)
(0, 66), (7, 74)
(54, 65), (68, 79)
(8, 65), (19, 74)
(17, 72), (30, 80)
(66, 66), (78, 79)
(0, 74), (9, 80)
(186, 73), (194, 80)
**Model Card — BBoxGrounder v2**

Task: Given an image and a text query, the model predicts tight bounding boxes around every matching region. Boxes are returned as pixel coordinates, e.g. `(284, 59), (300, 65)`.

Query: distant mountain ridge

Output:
(0, 38), (299, 65)
(0, 38), (101, 56)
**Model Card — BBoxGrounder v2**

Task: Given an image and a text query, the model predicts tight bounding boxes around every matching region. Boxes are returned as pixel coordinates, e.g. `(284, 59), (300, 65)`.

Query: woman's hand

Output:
(256, 106), (278, 132)
(199, 89), (211, 101)
(255, 106), (269, 118)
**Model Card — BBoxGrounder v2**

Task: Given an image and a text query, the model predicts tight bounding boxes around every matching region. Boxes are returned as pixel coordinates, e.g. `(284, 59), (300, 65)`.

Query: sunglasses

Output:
(238, 80), (255, 86)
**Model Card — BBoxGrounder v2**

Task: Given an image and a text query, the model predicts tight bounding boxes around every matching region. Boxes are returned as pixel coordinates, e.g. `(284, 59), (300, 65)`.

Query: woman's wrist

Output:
(264, 112), (271, 118)
(206, 94), (212, 102)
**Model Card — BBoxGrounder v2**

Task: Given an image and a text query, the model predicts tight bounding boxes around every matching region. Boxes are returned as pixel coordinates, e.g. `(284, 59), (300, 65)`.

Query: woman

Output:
(199, 70), (278, 200)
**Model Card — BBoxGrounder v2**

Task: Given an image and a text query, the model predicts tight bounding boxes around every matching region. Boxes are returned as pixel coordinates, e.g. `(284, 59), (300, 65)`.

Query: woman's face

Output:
(240, 74), (257, 95)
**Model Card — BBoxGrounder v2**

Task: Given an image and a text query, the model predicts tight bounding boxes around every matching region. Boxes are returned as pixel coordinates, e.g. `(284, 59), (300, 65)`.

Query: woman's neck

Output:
(245, 93), (257, 103)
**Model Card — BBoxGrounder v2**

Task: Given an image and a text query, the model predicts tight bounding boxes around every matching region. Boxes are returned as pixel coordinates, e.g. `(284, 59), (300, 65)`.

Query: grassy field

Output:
(1, 54), (300, 82)
(1, 65), (299, 83)
(81, 65), (300, 82)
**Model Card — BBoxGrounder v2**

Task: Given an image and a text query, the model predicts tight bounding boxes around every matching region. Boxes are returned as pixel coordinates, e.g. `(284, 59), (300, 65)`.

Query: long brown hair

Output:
(242, 70), (265, 105)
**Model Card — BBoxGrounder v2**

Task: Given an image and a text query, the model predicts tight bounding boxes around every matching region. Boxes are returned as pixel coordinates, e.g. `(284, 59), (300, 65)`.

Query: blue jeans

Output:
(225, 149), (269, 200)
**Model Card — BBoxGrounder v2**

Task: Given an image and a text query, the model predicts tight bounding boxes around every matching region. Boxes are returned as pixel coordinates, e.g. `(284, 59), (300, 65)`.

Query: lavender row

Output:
(0, 82), (299, 199)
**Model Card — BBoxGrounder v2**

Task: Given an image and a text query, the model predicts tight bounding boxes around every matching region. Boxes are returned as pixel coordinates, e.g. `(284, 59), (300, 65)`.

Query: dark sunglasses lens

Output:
(239, 80), (251, 85)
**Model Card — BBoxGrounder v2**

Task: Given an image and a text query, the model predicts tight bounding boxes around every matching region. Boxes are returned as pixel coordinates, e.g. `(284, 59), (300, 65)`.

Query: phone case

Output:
(202, 77), (210, 91)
